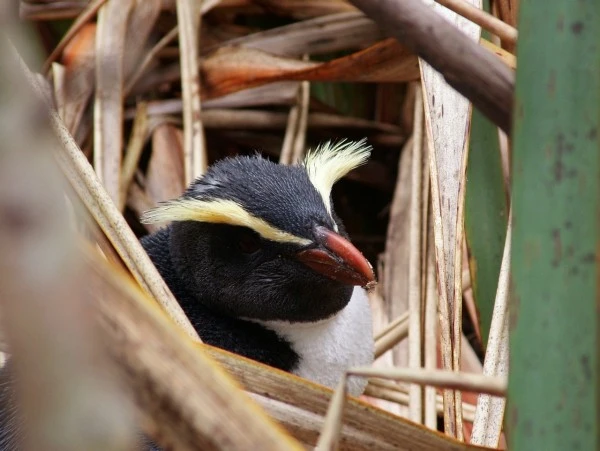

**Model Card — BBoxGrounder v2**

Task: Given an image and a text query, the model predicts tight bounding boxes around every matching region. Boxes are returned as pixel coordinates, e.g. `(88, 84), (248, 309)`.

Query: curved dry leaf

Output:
(419, 0), (482, 438)
(94, 0), (133, 206)
(407, 87), (425, 423)
(216, 11), (383, 57)
(19, 0), (220, 20)
(204, 81), (301, 109)
(205, 345), (488, 451)
(0, 34), (136, 447)
(201, 39), (419, 99)
(202, 46), (315, 97)
(176, 0), (208, 183)
(146, 123), (185, 204)
(382, 134), (413, 398)
(123, 0), (162, 82)
(245, 0), (356, 19)
(120, 102), (149, 210)
(195, 109), (404, 135)
(42, 0), (107, 73)
(136, 81), (302, 116)
(471, 212), (511, 447)
(57, 22), (96, 136)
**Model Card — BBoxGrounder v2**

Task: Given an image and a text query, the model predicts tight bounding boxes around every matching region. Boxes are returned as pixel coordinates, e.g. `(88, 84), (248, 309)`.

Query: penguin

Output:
(0, 138), (376, 449)
(140, 138), (376, 395)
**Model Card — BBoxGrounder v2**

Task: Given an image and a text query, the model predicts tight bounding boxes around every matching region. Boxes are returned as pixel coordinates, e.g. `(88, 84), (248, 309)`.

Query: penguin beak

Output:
(296, 225), (376, 288)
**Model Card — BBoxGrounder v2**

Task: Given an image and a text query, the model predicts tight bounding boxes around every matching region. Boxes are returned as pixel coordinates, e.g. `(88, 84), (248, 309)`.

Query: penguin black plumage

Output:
(0, 139), (376, 449)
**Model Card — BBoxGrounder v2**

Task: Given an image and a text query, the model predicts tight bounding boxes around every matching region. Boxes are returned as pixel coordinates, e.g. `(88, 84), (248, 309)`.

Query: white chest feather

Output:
(256, 287), (374, 396)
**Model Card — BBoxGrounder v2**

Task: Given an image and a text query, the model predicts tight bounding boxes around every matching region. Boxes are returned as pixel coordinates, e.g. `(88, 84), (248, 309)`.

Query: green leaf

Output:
(465, 108), (508, 348)
(464, 0), (508, 348)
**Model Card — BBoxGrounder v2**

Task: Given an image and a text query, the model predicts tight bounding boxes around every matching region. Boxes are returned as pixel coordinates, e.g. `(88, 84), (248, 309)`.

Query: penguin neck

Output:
(247, 287), (374, 396)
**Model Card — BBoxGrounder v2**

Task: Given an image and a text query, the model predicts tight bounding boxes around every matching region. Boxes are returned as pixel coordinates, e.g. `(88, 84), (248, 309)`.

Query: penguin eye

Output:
(238, 230), (261, 254)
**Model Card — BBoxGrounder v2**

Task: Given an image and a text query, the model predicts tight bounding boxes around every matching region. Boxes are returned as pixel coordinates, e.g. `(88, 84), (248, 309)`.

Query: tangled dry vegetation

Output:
(0, 0), (519, 449)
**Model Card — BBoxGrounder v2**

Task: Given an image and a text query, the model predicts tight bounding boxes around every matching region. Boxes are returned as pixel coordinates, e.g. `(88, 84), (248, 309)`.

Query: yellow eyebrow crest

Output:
(303, 138), (372, 216)
(141, 198), (312, 246)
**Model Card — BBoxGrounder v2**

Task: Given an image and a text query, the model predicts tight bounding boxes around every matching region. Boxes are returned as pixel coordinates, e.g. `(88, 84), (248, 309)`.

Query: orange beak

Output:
(296, 225), (376, 288)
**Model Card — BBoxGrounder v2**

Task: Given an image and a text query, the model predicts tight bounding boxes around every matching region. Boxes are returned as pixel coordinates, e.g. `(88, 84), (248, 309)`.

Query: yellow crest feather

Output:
(303, 138), (371, 214)
(141, 198), (311, 246)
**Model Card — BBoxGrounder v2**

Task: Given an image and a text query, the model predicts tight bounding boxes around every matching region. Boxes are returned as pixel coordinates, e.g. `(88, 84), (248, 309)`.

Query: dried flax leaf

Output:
(457, 334), (484, 440)
(123, 0), (162, 81)
(247, 0), (356, 18)
(120, 102), (149, 211)
(374, 311), (409, 344)
(19, 1), (88, 21)
(422, 140), (438, 430)
(94, 0), (133, 206)
(408, 85), (424, 424)
(125, 26), (179, 95)
(51, 62), (66, 116)
(0, 156), (136, 451)
(280, 83), (300, 165)
(203, 81), (301, 109)
(368, 283), (403, 416)
(378, 139), (413, 422)
(365, 381), (478, 423)
(290, 76), (310, 162)
(195, 109), (403, 135)
(201, 39), (419, 100)
(204, 346), (488, 450)
(280, 75), (310, 165)
(381, 136), (412, 419)
(146, 123), (185, 204)
(315, 377), (347, 451)
(19, 0), (218, 20)
(57, 23), (96, 137)
(470, 211), (511, 447)
(41, 0), (107, 73)
(136, 81), (302, 112)
(348, 368), (506, 398)
(419, 0), (482, 438)
(0, 28), (136, 447)
(176, 0), (208, 183)
(218, 11), (383, 57)
(373, 315), (409, 359)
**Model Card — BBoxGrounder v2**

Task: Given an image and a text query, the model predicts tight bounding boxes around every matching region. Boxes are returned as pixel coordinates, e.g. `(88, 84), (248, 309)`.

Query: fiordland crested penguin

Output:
(0, 139), (376, 449)
(140, 138), (376, 395)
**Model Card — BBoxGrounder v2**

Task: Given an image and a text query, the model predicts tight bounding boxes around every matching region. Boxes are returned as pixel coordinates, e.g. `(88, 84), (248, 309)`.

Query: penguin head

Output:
(142, 139), (376, 323)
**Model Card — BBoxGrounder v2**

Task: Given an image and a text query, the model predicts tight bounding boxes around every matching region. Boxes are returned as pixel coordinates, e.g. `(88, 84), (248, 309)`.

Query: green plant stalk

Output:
(509, 1), (600, 450)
